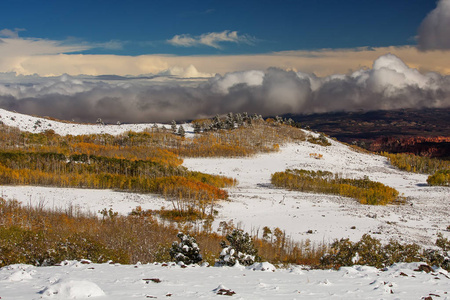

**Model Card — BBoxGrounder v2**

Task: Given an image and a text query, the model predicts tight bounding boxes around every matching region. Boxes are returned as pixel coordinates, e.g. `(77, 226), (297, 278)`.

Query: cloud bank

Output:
(167, 30), (253, 49)
(417, 0), (450, 51)
(0, 54), (448, 123)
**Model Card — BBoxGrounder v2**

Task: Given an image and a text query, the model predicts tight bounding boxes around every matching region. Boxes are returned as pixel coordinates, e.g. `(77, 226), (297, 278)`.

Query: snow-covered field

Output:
(0, 108), (449, 299)
(0, 108), (448, 247)
(183, 139), (450, 247)
(1, 260), (449, 299)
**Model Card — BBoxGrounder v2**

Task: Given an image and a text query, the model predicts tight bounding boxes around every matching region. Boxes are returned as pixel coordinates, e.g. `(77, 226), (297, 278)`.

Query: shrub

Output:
(320, 238), (355, 267)
(217, 229), (259, 266)
(427, 169), (450, 186)
(353, 234), (384, 268)
(320, 234), (423, 269)
(169, 232), (202, 265)
(307, 134), (331, 146)
(423, 234), (449, 271)
(0, 227), (128, 267)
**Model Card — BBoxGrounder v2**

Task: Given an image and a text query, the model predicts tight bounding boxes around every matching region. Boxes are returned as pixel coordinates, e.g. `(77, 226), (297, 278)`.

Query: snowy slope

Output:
(0, 107), (448, 248)
(183, 139), (450, 247)
(0, 108), (193, 136)
(1, 261), (449, 299)
(0, 108), (449, 299)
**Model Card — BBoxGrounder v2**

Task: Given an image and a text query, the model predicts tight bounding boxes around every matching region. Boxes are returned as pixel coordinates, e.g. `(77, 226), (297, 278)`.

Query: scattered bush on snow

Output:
(169, 232), (202, 265)
(320, 234), (449, 271)
(217, 229), (259, 266)
(427, 169), (450, 186)
(307, 133), (331, 146)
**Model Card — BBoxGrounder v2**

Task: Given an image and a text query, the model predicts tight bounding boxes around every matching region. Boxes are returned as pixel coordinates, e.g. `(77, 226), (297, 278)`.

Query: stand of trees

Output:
(271, 169), (399, 205)
(383, 152), (449, 186)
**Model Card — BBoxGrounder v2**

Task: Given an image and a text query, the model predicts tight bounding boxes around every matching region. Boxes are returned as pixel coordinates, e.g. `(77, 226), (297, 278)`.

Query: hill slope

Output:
(0, 108), (448, 247)
(0, 108), (449, 299)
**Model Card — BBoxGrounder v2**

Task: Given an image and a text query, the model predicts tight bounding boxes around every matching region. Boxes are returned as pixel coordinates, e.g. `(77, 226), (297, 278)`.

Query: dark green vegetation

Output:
(217, 229), (259, 266)
(321, 233), (450, 271)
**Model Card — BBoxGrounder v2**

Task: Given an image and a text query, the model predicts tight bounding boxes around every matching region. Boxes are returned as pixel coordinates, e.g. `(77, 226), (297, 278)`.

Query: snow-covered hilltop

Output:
(0, 108), (192, 136)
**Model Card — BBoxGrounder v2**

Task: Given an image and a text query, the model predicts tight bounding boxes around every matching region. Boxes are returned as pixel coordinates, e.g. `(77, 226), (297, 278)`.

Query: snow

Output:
(0, 108), (448, 248)
(1, 261), (449, 299)
(40, 279), (105, 298)
(0, 108), (194, 137)
(183, 138), (450, 246)
(0, 108), (449, 298)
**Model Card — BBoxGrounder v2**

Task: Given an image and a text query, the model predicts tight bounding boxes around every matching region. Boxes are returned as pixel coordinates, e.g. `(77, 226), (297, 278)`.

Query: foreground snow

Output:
(1, 261), (448, 299)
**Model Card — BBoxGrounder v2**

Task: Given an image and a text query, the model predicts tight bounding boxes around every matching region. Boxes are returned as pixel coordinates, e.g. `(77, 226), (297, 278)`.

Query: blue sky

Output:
(1, 0), (437, 56)
(0, 0), (449, 122)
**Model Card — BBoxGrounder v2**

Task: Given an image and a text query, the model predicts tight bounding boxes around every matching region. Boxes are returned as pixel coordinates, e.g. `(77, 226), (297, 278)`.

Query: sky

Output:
(0, 0), (449, 122)
(0, 0), (438, 55)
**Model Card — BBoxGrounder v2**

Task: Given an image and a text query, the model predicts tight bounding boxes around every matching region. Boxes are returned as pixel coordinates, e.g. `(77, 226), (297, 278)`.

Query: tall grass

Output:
(0, 198), (326, 267)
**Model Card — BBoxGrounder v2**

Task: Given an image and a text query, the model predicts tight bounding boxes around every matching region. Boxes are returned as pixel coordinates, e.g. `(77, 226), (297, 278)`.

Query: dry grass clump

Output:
(0, 199), (326, 267)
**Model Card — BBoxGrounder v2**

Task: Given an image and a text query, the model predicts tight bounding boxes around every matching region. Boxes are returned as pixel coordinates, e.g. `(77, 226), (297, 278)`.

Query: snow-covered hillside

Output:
(0, 108), (449, 299)
(0, 108), (448, 247)
(0, 108), (193, 136)
(1, 260), (449, 299)
(183, 139), (450, 247)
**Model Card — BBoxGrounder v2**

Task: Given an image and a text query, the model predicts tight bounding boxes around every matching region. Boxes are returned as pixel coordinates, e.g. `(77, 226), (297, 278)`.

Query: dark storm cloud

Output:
(0, 54), (449, 123)
(417, 0), (450, 51)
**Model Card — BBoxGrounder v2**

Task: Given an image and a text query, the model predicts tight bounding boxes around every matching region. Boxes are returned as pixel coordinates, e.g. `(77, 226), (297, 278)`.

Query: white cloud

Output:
(0, 37), (90, 75)
(0, 54), (448, 123)
(167, 30), (253, 49)
(157, 65), (214, 78)
(0, 28), (25, 38)
(417, 0), (450, 50)
(211, 70), (264, 93)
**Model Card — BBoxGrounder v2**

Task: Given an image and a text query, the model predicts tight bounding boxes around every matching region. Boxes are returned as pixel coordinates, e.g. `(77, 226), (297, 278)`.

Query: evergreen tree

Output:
(217, 229), (258, 266)
(275, 116), (283, 125)
(225, 112), (235, 129)
(171, 120), (177, 133)
(169, 233), (202, 265)
(286, 118), (294, 126)
(193, 122), (202, 134)
(242, 112), (250, 124)
(235, 113), (244, 127)
(213, 115), (224, 130)
(177, 125), (185, 137)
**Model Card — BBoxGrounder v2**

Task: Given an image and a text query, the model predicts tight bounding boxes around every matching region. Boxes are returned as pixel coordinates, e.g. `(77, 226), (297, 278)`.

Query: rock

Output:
(414, 264), (433, 273)
(213, 284), (236, 296)
(143, 278), (161, 283)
